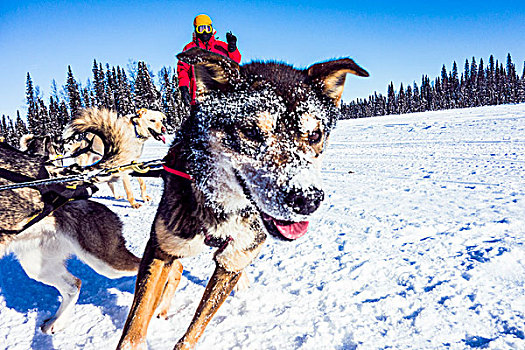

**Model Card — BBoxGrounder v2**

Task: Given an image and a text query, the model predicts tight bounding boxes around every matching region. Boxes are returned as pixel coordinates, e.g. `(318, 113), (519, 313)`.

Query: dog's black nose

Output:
(285, 187), (324, 215)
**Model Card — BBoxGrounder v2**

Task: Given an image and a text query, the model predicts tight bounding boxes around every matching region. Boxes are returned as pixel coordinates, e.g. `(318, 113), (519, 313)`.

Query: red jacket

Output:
(177, 35), (241, 104)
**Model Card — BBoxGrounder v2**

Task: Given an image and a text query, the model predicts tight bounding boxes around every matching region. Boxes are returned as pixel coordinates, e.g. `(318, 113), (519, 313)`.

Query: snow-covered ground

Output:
(1, 104), (524, 349)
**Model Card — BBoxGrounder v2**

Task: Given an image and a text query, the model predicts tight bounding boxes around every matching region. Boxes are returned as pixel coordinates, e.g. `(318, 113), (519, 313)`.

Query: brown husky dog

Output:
(0, 139), (178, 335)
(116, 47), (368, 349)
(65, 108), (167, 208)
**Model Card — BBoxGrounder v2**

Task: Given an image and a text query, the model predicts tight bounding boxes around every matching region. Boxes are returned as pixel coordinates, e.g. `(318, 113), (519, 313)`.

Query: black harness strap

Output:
(72, 135), (103, 158)
(2, 195), (71, 235)
(0, 167), (39, 184)
(0, 166), (95, 235)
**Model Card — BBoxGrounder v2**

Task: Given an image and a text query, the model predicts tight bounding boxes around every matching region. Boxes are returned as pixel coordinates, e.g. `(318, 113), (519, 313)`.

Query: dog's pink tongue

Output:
(273, 219), (309, 240)
(160, 135), (166, 143)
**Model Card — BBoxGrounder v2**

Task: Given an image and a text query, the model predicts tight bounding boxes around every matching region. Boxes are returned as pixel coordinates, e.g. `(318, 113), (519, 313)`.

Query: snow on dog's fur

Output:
(117, 47), (369, 349)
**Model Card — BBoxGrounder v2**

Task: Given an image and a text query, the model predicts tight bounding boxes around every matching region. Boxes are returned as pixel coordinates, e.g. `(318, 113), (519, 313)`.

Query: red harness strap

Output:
(162, 164), (193, 181)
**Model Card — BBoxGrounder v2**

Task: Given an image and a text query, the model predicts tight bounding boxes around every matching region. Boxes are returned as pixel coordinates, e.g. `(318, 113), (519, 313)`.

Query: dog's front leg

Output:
(156, 259), (184, 319)
(122, 173), (141, 208)
(117, 238), (174, 350)
(175, 239), (265, 350)
(108, 179), (123, 199)
(174, 264), (241, 350)
(137, 177), (152, 203)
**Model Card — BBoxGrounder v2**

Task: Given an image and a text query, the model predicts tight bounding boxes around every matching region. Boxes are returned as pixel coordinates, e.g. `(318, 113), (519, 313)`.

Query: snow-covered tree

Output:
(134, 61), (161, 110)
(66, 65), (82, 118)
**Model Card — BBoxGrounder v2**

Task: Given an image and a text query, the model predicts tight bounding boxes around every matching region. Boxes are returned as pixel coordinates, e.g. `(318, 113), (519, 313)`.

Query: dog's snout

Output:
(285, 187), (324, 215)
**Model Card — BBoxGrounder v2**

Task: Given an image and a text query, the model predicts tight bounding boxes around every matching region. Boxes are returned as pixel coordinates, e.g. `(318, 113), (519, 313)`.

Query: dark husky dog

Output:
(20, 134), (65, 166)
(0, 140), (179, 334)
(116, 47), (368, 349)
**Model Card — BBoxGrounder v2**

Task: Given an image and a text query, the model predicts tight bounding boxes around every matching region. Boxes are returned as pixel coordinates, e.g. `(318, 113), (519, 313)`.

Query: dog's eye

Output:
(308, 129), (323, 145)
(240, 126), (263, 142)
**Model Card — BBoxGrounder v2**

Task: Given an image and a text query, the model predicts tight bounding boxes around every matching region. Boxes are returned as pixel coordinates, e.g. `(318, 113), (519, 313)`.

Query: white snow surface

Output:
(1, 104), (524, 349)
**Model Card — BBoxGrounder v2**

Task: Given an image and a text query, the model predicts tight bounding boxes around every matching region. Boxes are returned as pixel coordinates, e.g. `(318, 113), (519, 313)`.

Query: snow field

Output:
(0, 104), (524, 349)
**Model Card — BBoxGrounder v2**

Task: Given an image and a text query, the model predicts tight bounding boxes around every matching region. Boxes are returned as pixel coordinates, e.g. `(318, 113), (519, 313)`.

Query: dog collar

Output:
(132, 122), (148, 140)
(162, 164), (193, 181)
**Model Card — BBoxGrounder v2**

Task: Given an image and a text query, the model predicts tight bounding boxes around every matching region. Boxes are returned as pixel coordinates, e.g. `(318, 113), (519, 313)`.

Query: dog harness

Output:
(0, 167), (95, 235)
(160, 146), (194, 181)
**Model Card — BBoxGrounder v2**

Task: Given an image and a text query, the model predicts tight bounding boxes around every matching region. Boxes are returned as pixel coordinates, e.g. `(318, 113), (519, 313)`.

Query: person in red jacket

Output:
(177, 14), (241, 106)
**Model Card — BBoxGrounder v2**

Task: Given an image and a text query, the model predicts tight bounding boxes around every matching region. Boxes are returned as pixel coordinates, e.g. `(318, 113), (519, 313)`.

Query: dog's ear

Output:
(306, 58), (369, 106)
(136, 108), (147, 118)
(177, 47), (242, 94)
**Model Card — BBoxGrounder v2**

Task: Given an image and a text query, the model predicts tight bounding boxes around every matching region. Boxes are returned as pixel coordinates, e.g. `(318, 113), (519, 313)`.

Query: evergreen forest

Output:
(1, 53), (524, 145)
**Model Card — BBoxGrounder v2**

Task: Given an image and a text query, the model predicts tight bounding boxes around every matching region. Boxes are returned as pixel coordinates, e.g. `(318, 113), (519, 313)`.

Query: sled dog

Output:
(20, 134), (64, 162)
(0, 142), (179, 335)
(116, 47), (369, 349)
(65, 108), (167, 208)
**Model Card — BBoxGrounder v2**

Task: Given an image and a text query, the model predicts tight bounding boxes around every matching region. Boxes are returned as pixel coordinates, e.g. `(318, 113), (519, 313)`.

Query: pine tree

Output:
(160, 67), (176, 129)
(134, 61), (161, 110)
(420, 75), (432, 111)
(441, 65), (450, 109)
(82, 85), (92, 108)
(25, 73), (39, 133)
(434, 76), (443, 110)
(406, 85), (413, 113)
(477, 58), (487, 105)
(385, 82), (395, 114)
(450, 62), (459, 108)
(463, 59), (470, 83)
(462, 59), (470, 106)
(58, 101), (70, 128)
(92, 60), (104, 107)
(48, 96), (62, 136)
(412, 82), (421, 112)
(7, 118), (17, 145)
(15, 111), (28, 140)
(1, 115), (8, 141)
(172, 72), (188, 123)
(66, 65), (82, 118)
(468, 58), (477, 106)
(117, 66), (135, 115)
(50, 79), (60, 101)
(496, 61), (505, 104)
(397, 83), (407, 114)
(103, 64), (116, 111)
(506, 53), (517, 103)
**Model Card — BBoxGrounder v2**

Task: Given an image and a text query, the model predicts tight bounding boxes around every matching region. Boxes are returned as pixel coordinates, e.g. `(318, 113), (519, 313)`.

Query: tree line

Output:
(0, 60), (188, 145)
(341, 53), (525, 119)
(1, 53), (524, 144)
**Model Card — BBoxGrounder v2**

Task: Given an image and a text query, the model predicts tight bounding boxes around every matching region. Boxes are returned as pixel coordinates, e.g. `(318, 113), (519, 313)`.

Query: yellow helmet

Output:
(193, 14), (212, 27)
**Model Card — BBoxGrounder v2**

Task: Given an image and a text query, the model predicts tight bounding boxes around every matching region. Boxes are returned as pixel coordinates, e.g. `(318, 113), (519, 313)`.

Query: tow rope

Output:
(0, 158), (194, 192)
(0, 159), (155, 192)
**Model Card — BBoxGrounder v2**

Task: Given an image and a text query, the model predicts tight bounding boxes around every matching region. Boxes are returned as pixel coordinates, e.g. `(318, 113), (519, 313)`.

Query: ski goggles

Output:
(195, 24), (212, 34)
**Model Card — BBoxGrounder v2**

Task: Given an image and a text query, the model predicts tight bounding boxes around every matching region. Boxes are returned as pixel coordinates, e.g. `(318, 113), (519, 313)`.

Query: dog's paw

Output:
(130, 200), (142, 209)
(114, 195), (124, 200)
(41, 317), (63, 334)
(234, 271), (250, 292)
(118, 339), (148, 350)
(142, 195), (152, 203)
(155, 309), (169, 320)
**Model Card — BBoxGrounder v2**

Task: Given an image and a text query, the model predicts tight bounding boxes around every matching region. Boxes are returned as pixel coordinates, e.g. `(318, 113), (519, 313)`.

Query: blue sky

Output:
(1, 0), (524, 119)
